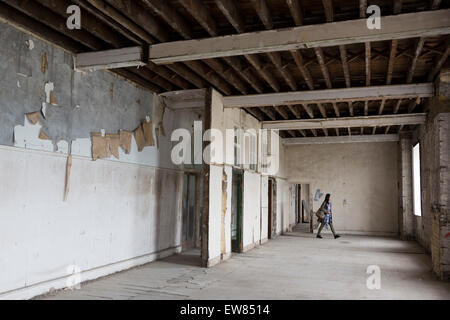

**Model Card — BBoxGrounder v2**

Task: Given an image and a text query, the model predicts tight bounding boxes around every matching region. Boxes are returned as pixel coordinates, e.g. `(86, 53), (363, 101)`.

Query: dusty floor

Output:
(39, 228), (450, 300)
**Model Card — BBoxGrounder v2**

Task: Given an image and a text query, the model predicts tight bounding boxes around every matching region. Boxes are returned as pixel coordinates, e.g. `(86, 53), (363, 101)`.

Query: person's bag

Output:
(315, 209), (325, 219)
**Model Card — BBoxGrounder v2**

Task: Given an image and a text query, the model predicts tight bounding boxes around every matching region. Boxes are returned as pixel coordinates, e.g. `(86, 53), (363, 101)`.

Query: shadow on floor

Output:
(163, 249), (202, 267)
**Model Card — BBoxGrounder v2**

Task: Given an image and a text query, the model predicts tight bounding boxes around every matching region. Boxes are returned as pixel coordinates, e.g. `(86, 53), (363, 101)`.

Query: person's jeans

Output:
(317, 221), (336, 237)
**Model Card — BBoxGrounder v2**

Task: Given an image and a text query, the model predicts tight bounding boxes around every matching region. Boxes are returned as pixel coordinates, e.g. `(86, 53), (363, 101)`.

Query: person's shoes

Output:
(334, 234), (341, 239)
(316, 235), (322, 239)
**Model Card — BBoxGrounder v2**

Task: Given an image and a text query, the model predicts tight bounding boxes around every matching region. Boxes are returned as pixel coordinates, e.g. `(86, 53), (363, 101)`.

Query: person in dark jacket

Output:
(316, 194), (340, 239)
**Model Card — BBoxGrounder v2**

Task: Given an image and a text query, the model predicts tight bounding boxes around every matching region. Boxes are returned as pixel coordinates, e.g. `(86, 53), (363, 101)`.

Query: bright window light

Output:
(412, 143), (422, 217)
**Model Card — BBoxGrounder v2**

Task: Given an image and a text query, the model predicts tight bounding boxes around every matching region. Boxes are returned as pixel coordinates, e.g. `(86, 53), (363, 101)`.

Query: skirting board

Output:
(242, 243), (256, 253)
(207, 255), (222, 268)
(221, 252), (232, 262)
(315, 229), (397, 237)
(0, 246), (181, 300)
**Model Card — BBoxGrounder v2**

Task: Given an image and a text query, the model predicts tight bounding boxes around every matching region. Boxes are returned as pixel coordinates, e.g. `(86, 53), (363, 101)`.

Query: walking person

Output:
(316, 193), (340, 239)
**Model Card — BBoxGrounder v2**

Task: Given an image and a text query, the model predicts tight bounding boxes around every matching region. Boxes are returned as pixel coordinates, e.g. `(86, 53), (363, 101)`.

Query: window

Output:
(234, 126), (242, 168)
(412, 143), (422, 216)
(249, 133), (257, 172)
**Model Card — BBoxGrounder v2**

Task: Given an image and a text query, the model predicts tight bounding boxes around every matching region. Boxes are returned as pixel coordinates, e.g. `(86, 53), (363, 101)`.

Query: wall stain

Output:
(41, 52), (48, 75)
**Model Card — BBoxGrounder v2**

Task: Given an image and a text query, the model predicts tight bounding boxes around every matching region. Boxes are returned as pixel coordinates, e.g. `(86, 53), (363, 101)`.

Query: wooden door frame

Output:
(292, 182), (314, 233)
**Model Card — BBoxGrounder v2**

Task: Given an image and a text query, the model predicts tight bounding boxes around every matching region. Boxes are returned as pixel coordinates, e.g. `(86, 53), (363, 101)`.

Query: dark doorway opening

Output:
(231, 170), (243, 253)
(182, 172), (201, 251)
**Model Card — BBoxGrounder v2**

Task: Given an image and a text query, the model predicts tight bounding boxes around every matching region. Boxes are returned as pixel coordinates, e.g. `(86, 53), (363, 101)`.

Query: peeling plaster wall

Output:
(207, 89), (269, 262)
(0, 23), (202, 299)
(0, 22), (154, 148)
(285, 142), (399, 235)
(413, 100), (450, 279)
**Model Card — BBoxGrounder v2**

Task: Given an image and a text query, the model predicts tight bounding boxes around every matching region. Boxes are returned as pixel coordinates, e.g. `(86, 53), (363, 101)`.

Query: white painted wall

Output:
(242, 171), (261, 250)
(0, 145), (183, 299)
(260, 176), (269, 242)
(207, 164), (224, 263)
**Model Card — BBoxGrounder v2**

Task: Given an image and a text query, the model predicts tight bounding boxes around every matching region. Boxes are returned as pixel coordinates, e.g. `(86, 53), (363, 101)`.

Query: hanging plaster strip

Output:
(63, 154), (72, 202)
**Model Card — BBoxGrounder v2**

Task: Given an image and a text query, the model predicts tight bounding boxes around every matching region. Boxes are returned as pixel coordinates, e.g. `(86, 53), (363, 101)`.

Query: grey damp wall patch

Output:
(0, 23), (154, 148)
(314, 189), (323, 201)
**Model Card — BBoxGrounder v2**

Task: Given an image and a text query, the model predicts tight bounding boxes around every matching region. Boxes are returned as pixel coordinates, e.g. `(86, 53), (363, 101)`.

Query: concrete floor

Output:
(39, 228), (450, 300)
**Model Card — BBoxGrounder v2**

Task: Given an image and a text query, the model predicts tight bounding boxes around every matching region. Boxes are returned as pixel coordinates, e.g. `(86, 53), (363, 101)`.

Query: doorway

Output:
(231, 170), (243, 253)
(268, 178), (277, 239)
(182, 172), (199, 251)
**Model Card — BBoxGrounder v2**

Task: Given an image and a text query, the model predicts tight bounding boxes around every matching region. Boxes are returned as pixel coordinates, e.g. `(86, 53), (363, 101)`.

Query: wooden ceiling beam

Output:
(179, 0), (218, 37)
(250, 0), (273, 29)
(245, 54), (280, 92)
(166, 63), (206, 88)
(408, 97), (421, 113)
(386, 0), (402, 86)
(283, 134), (400, 145)
(251, 0), (298, 91)
(427, 41), (449, 82)
(364, 101), (369, 116)
(339, 45), (351, 88)
(86, 0), (155, 44)
(431, 0), (442, 10)
(72, 0), (143, 44)
(71, 0), (191, 89)
(262, 114), (427, 130)
(290, 50), (314, 90)
(314, 48), (333, 89)
(141, 0), (193, 39)
(261, 107), (277, 121)
(184, 60), (233, 95)
(105, 0), (169, 42)
(177, 0), (252, 94)
(365, 43), (371, 86)
(214, 0), (245, 33)
(386, 40), (398, 85)
(142, 0), (249, 95)
(286, 0), (303, 26)
(148, 9), (450, 63)
(223, 84), (434, 108)
(287, 105), (302, 119)
(274, 106), (290, 120)
(393, 0), (403, 15)
(317, 103), (327, 118)
(215, 0), (275, 92)
(302, 104), (315, 119)
(322, 0), (334, 22)
(39, 0), (126, 47)
(4, 0), (106, 49)
(203, 59), (248, 94)
(223, 57), (264, 93)
(407, 38), (425, 83)
(378, 99), (386, 115)
(207, 1), (265, 93)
